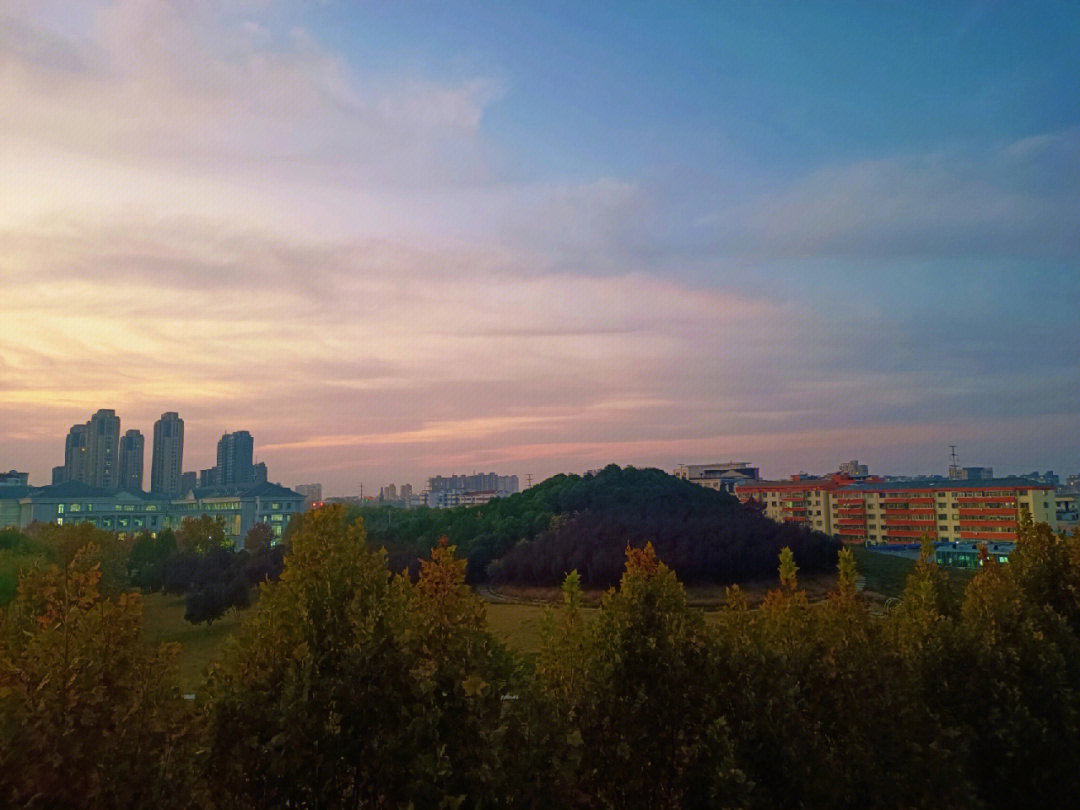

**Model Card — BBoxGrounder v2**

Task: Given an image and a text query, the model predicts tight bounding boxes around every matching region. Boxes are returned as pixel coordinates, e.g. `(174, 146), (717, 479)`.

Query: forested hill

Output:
(348, 465), (839, 587)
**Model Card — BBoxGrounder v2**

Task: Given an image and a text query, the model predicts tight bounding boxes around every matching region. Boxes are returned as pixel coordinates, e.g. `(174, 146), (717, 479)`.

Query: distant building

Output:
(735, 473), (855, 534)
(18, 481), (169, 534)
(1056, 492), (1078, 532)
(117, 429), (145, 491)
(1, 471), (32, 526)
(424, 472), (518, 508)
(1023, 470), (1059, 486)
(151, 412), (184, 496)
(62, 423), (89, 483)
(294, 483), (323, 507)
(400, 483), (413, 498)
(16, 480), (304, 544)
(216, 431), (255, 487)
(55, 410), (123, 487)
(949, 465), (993, 481)
(85, 409), (121, 489)
(170, 481), (304, 542)
(0, 470), (29, 488)
(838, 459), (869, 478)
(199, 468), (218, 488)
(179, 471), (197, 494)
(674, 462), (760, 494)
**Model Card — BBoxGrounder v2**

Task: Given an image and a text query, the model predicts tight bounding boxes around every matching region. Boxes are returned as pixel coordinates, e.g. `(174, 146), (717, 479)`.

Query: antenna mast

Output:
(948, 445), (961, 480)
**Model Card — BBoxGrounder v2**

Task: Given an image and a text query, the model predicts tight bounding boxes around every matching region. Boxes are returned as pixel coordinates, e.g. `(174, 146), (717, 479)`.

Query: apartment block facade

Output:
(736, 475), (1058, 543)
(151, 412), (185, 496)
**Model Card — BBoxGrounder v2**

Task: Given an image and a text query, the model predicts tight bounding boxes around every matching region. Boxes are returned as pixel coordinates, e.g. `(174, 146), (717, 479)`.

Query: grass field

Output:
(140, 592), (568, 689)
(140, 549), (973, 691)
(850, 545), (975, 601)
(141, 593), (243, 691)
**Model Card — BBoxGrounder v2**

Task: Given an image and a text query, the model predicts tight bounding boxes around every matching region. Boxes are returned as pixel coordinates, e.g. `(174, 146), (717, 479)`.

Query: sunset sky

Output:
(2, 1), (1079, 495)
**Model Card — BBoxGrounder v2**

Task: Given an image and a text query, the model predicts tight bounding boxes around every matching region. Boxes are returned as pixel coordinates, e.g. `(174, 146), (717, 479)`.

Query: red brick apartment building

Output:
(736, 475), (1057, 544)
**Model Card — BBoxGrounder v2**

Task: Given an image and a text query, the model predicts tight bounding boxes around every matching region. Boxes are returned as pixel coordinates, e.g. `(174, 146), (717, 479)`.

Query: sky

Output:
(2, 1), (1078, 495)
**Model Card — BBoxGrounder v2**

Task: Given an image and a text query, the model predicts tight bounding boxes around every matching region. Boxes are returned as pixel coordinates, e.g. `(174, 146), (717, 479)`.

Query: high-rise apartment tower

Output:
(117, 429), (144, 490)
(151, 412), (185, 496)
(216, 431), (254, 487)
(85, 409), (120, 489)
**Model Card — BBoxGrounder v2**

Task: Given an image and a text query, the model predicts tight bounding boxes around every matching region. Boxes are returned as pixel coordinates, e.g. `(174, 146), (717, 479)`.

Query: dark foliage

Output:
(489, 465), (839, 587)
(354, 464), (839, 587)
(154, 529), (286, 624)
(128, 529), (177, 592)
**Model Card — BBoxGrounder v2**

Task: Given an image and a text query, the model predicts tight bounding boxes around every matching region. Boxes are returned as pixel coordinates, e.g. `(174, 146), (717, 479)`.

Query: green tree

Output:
(175, 515), (230, 555)
(127, 528), (177, 591)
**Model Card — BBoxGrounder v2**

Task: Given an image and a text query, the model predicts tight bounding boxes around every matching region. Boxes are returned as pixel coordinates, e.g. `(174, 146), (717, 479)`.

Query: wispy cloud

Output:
(2, 2), (1078, 490)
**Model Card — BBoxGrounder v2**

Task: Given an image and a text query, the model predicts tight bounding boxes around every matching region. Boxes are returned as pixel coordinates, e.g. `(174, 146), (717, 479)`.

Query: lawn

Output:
(141, 592), (243, 691)
(141, 592), (577, 688)
(850, 545), (974, 601)
(143, 550), (961, 691)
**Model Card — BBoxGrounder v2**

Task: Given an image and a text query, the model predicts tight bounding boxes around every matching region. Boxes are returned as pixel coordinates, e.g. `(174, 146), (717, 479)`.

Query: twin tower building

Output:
(53, 410), (257, 496)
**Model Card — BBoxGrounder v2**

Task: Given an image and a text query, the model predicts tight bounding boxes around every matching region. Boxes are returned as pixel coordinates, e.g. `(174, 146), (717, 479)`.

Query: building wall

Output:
(674, 462), (760, 494)
(736, 476), (848, 535)
(63, 424), (88, 483)
(85, 409), (121, 489)
(736, 477), (1059, 544)
(17, 484), (304, 544)
(216, 431), (254, 486)
(151, 412), (185, 496)
(118, 429), (144, 491)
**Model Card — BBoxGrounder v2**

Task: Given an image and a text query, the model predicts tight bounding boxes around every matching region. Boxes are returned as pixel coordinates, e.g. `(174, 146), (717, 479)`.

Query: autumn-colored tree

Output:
(712, 544), (975, 809)
(0, 545), (201, 809)
(206, 509), (512, 809)
(567, 543), (745, 810)
(952, 553), (1080, 809)
(27, 520), (132, 594)
(1007, 514), (1080, 633)
(397, 539), (516, 807)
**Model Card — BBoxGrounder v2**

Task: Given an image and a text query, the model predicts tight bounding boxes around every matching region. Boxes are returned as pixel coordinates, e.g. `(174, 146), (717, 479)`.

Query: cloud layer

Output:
(2, 2), (1077, 492)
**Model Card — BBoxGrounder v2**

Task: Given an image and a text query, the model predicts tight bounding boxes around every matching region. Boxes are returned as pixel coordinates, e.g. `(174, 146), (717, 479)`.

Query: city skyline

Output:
(2, 2), (1078, 494)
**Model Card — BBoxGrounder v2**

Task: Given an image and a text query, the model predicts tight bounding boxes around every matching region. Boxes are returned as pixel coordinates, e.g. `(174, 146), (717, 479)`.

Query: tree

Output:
(27, 521), (132, 595)
(953, 554), (1080, 809)
(127, 528), (177, 592)
(205, 508), (513, 809)
(0, 545), (201, 809)
(243, 522), (273, 556)
(175, 515), (230, 555)
(565, 544), (746, 810)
